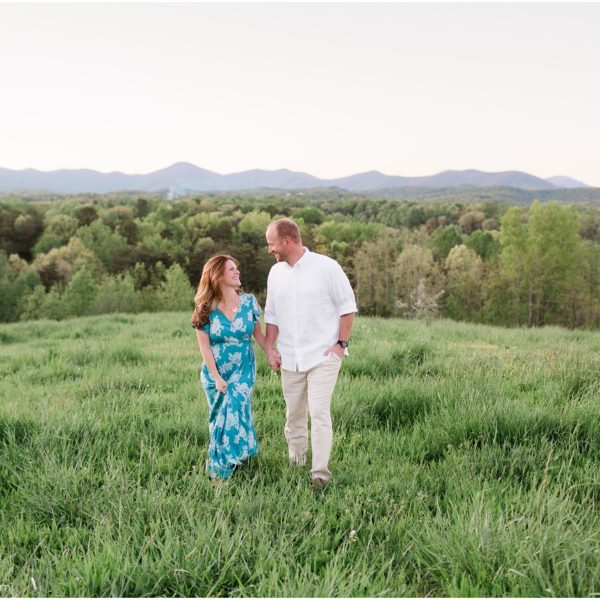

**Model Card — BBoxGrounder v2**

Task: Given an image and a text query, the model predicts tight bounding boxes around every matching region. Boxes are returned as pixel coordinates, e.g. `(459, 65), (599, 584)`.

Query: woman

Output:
(192, 255), (267, 481)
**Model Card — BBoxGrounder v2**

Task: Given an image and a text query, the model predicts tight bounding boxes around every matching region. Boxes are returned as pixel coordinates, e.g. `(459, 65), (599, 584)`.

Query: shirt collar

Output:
(284, 247), (310, 269)
(296, 247), (310, 267)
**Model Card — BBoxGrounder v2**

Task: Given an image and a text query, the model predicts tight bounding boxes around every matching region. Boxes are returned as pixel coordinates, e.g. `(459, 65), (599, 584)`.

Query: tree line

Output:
(1, 194), (600, 328)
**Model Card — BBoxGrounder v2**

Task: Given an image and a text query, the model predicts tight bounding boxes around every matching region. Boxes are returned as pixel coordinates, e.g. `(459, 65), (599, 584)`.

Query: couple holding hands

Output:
(192, 218), (357, 488)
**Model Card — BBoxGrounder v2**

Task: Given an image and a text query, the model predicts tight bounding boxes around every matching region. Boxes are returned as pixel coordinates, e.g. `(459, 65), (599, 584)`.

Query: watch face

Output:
(338, 340), (349, 348)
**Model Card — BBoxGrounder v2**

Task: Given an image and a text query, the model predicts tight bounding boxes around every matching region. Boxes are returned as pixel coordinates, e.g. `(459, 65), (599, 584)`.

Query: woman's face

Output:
(220, 259), (241, 288)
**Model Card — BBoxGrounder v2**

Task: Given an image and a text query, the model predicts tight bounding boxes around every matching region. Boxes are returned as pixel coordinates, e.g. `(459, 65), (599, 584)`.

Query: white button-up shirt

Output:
(264, 248), (358, 372)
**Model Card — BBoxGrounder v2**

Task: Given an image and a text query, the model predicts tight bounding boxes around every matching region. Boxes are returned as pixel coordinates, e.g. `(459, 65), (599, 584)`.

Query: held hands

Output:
(267, 347), (282, 371)
(265, 345), (342, 371)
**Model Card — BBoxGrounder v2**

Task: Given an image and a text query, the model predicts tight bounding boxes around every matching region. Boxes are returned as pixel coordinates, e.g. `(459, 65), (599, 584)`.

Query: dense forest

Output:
(2, 192), (600, 328)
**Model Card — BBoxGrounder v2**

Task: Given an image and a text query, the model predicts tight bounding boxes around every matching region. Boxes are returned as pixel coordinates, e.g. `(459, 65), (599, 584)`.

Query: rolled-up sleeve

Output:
(329, 263), (358, 316)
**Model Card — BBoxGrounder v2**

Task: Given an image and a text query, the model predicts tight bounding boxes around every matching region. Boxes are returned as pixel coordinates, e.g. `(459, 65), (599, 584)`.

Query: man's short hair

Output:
(271, 218), (302, 243)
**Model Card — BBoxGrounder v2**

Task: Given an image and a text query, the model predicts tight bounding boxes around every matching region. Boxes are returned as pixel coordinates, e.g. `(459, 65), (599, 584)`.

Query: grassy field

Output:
(1, 313), (599, 597)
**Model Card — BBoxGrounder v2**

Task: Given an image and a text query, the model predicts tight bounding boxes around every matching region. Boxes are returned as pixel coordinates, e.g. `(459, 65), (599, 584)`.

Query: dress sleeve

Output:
(250, 294), (262, 324)
(192, 321), (210, 333)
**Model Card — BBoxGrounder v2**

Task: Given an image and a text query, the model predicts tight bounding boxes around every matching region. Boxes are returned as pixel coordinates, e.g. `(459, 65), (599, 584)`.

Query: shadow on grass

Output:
(344, 343), (432, 379)
(79, 379), (154, 399)
(562, 371), (599, 401)
(0, 330), (21, 344)
(417, 410), (599, 464)
(108, 347), (147, 365)
(0, 415), (39, 446)
(334, 382), (434, 432)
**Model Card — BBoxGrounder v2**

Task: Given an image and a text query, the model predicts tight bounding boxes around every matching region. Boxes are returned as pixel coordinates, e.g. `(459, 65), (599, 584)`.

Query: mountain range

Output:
(0, 163), (590, 195)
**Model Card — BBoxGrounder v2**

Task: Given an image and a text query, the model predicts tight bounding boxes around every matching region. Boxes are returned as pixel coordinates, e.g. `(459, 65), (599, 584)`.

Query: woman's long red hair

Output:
(191, 255), (239, 328)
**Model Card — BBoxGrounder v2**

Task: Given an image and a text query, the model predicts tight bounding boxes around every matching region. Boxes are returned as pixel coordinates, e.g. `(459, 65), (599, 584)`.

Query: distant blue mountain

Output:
(0, 162), (589, 194)
(328, 170), (412, 191)
(545, 176), (589, 189)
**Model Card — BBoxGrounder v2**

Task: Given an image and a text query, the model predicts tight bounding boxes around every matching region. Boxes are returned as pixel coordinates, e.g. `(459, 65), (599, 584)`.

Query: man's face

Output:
(266, 226), (289, 262)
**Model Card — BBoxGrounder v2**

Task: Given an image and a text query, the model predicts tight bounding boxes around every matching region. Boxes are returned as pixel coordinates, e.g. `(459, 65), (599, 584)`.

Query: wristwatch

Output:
(337, 339), (349, 349)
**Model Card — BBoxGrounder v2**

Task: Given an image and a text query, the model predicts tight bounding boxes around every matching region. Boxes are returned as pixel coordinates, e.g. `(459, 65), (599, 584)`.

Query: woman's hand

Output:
(215, 375), (228, 394)
(267, 347), (281, 371)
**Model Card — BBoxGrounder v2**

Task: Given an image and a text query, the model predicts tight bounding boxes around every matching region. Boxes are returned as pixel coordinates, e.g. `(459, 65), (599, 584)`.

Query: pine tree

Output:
(157, 264), (194, 311)
(444, 245), (484, 321)
(63, 266), (98, 317)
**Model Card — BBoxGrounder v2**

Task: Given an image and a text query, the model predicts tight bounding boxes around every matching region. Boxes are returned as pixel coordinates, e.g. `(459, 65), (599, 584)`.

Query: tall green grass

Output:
(1, 314), (599, 596)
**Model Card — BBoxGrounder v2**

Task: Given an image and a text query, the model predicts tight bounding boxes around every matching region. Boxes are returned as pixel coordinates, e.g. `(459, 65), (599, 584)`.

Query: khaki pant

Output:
(281, 353), (342, 481)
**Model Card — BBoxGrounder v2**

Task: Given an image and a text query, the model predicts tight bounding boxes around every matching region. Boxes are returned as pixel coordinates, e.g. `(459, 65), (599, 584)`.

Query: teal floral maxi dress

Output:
(194, 292), (261, 479)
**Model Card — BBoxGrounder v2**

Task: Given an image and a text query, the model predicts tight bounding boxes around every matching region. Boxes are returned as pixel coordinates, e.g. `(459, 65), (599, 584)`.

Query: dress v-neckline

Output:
(215, 307), (239, 325)
(215, 297), (241, 325)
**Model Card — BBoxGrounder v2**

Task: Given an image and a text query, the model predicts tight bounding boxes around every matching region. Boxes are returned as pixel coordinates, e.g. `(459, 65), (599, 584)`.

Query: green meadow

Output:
(0, 313), (599, 597)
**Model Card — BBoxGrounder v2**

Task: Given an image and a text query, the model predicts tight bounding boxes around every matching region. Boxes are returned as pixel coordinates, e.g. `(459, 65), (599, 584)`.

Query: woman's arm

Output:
(252, 322), (267, 352)
(195, 329), (227, 392)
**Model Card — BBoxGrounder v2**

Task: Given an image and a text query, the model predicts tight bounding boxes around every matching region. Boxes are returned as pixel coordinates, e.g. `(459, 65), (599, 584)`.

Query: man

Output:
(264, 218), (357, 488)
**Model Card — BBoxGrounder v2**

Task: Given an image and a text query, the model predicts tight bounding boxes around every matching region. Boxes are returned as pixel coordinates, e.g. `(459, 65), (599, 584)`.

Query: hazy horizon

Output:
(0, 161), (589, 188)
(1, 3), (598, 186)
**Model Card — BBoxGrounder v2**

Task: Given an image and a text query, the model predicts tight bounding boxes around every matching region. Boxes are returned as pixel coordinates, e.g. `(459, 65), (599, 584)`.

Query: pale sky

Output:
(0, 3), (599, 185)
